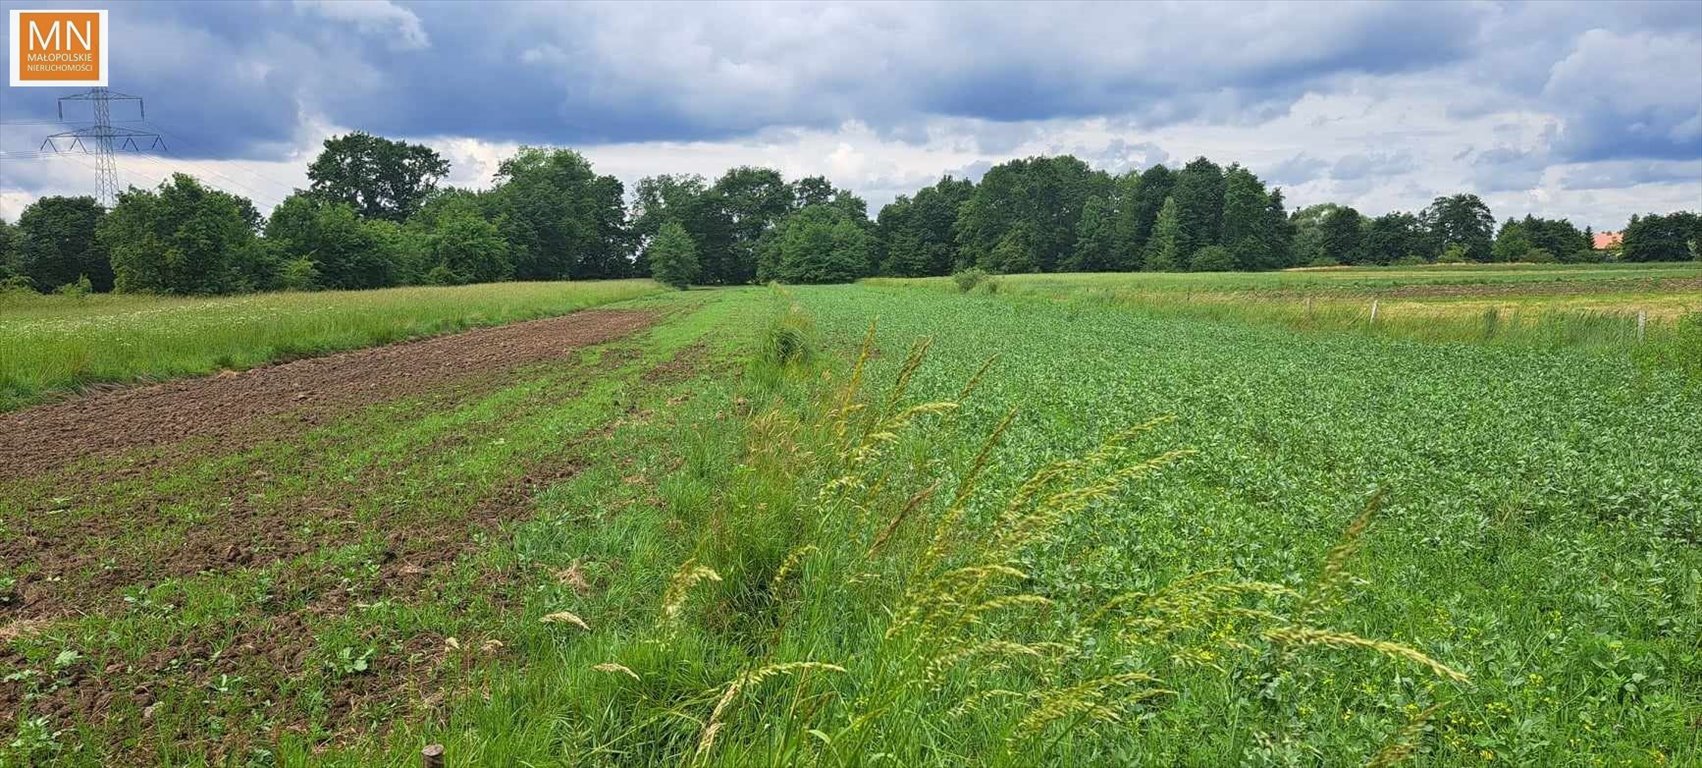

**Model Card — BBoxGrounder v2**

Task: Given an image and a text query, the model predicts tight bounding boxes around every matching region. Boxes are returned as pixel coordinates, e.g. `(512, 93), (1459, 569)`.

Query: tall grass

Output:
(553, 303), (1467, 765)
(0, 280), (664, 410)
(866, 264), (1702, 352)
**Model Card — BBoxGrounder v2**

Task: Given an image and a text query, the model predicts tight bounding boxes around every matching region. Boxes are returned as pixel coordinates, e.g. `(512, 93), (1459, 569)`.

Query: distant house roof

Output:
(1593, 231), (1623, 249)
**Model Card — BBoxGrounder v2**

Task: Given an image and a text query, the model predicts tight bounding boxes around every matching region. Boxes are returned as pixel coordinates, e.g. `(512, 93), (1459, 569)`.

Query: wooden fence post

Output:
(1637, 310), (1647, 342)
(1370, 299), (1379, 324)
(422, 744), (446, 768)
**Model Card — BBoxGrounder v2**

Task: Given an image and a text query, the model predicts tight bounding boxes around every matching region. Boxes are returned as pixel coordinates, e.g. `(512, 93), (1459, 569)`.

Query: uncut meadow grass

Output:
(0, 279), (664, 410)
(868, 262), (1702, 351)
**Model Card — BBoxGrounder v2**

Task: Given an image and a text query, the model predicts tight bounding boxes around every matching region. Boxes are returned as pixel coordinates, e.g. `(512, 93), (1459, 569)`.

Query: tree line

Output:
(1, 133), (1697, 295)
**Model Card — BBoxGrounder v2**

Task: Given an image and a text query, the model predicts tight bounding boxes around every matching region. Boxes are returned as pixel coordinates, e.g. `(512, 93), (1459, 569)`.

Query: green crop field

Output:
(2, 272), (1698, 767)
(0, 280), (666, 412)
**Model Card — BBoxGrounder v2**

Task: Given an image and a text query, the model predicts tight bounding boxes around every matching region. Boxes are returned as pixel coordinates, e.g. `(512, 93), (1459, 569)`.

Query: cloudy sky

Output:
(1, 0), (1698, 228)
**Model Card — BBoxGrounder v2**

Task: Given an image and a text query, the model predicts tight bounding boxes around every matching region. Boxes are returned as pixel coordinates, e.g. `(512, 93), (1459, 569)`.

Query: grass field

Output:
(2, 274), (1699, 766)
(0, 280), (665, 411)
(869, 262), (1702, 351)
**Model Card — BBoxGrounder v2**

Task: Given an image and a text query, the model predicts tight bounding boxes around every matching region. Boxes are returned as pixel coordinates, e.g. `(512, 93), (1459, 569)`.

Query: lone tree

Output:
(307, 132), (450, 223)
(647, 220), (701, 290)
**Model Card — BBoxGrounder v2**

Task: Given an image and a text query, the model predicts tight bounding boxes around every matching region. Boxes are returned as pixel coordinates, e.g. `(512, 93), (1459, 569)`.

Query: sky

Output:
(1, 0), (1699, 228)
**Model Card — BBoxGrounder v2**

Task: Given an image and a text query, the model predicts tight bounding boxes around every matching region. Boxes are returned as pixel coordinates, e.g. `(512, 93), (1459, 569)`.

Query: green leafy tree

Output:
(487, 147), (632, 280)
(1262, 187), (1296, 269)
(1621, 212), (1701, 262)
(757, 204), (873, 284)
(1188, 245), (1235, 272)
(985, 225), (1035, 274)
(647, 220), (701, 289)
(875, 176), (974, 276)
(1170, 157), (1225, 255)
(428, 210), (511, 285)
(265, 192), (395, 290)
(1289, 203), (1347, 266)
(631, 174), (707, 241)
(792, 176), (836, 209)
(277, 258), (321, 291)
(1492, 218), (1534, 263)
(0, 219), (21, 284)
(1515, 215), (1591, 263)
(398, 188), (487, 282)
(1364, 212), (1427, 265)
(631, 174), (714, 277)
(956, 155), (1109, 273)
(101, 174), (260, 294)
(1144, 196), (1183, 271)
(1319, 206), (1367, 265)
(1421, 194), (1494, 263)
(306, 132), (450, 222)
(16, 195), (111, 292)
(708, 166), (794, 285)
(1114, 164), (1174, 268)
(1064, 194), (1116, 271)
(1220, 165), (1283, 270)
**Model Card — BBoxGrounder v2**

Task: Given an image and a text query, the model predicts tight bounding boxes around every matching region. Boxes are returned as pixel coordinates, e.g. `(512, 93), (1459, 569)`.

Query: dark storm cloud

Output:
(1557, 160), (1702, 192)
(0, 0), (1500, 158)
(0, 0), (1698, 207)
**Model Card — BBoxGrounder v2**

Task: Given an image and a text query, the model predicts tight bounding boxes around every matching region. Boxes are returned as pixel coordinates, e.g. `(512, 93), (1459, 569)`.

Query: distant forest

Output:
(2, 132), (1697, 294)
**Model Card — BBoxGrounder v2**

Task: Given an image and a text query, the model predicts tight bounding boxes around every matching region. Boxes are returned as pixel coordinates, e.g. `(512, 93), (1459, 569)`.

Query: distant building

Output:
(1592, 230), (1623, 250)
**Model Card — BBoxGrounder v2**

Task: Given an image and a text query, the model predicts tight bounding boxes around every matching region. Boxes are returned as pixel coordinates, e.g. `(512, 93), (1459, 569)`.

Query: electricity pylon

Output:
(39, 88), (165, 207)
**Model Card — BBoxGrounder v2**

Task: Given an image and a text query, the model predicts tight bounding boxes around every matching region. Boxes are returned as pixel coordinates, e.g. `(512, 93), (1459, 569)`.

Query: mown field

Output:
(2, 270), (1698, 767)
(0, 280), (665, 411)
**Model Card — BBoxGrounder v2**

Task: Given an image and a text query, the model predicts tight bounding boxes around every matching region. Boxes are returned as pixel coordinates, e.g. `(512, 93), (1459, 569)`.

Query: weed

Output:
(953, 267), (990, 293)
(327, 646), (375, 677)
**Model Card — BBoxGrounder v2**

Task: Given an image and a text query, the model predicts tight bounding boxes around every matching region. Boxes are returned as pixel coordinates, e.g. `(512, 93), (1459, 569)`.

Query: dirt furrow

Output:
(0, 309), (658, 482)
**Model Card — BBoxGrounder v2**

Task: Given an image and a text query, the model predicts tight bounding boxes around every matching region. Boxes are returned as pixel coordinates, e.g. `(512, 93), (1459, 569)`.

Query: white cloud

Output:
(293, 0), (430, 50)
(2, 1), (1698, 231)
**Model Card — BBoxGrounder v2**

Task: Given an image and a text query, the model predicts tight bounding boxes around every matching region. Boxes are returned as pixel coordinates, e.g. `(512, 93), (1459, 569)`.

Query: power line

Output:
(128, 152), (287, 204)
(22, 150), (160, 194)
(1, 119), (140, 126)
(37, 88), (164, 206)
(138, 120), (307, 195)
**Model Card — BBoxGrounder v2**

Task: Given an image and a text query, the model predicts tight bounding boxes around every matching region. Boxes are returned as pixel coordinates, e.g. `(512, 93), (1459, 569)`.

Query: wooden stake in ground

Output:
(1370, 299), (1380, 324)
(422, 744), (446, 768)
(1637, 310), (1647, 342)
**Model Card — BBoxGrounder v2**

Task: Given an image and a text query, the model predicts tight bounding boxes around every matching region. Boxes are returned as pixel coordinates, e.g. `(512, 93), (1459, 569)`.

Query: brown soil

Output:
(0, 309), (658, 482)
(0, 424), (598, 754)
(0, 338), (646, 621)
(0, 312), (711, 761)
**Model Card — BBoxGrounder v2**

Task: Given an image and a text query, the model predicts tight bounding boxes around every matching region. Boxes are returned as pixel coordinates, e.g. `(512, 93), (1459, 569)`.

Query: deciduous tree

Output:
(16, 195), (110, 292)
(307, 132), (450, 222)
(756, 204), (872, 284)
(1421, 194), (1494, 263)
(101, 174), (261, 294)
(1171, 157), (1225, 256)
